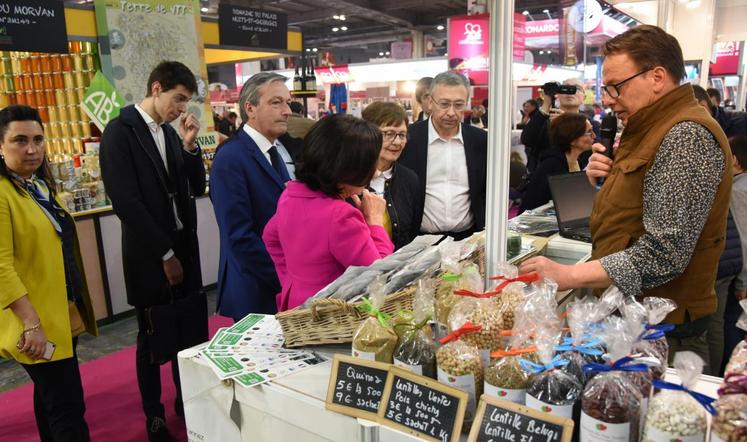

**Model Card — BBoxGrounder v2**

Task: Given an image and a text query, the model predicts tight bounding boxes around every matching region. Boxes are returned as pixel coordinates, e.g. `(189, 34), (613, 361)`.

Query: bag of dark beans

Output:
(437, 321), (484, 425)
(580, 316), (646, 442)
(352, 281), (398, 363)
(622, 296), (676, 380)
(523, 340), (582, 421)
(392, 281), (437, 378)
(643, 351), (713, 442)
(556, 297), (604, 384)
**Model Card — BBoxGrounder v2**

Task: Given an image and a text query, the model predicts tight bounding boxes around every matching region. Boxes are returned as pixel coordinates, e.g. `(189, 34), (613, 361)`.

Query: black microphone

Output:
(598, 114), (617, 186)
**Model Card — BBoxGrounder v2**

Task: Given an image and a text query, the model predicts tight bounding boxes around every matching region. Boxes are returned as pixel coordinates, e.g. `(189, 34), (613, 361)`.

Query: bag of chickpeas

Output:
(489, 264), (538, 332)
(643, 351), (713, 442)
(448, 289), (503, 369)
(352, 279), (397, 363)
(437, 321), (483, 425)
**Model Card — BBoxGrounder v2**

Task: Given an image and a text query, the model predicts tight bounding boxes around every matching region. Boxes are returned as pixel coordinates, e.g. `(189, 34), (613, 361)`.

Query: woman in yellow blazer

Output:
(0, 105), (97, 441)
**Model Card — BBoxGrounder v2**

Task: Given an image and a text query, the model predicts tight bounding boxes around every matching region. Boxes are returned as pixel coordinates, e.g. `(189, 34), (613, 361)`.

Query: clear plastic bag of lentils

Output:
(351, 278), (398, 363)
(436, 322), (484, 425)
(392, 280), (437, 378)
(711, 372), (747, 442)
(557, 297), (604, 384)
(484, 324), (538, 405)
(580, 315), (645, 442)
(643, 351), (711, 442)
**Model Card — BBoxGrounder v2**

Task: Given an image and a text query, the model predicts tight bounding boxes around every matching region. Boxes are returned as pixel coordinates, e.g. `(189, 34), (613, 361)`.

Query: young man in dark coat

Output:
(100, 61), (207, 442)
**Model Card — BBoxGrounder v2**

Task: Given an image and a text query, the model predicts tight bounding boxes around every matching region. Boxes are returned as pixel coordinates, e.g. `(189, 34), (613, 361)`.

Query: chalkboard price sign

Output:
(325, 354), (390, 420)
(468, 395), (573, 442)
(0, 0), (68, 53)
(378, 367), (467, 442)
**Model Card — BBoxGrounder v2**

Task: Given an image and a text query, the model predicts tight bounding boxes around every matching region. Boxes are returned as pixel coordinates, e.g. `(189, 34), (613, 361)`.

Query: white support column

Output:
(484, 0), (513, 284)
(670, 0), (718, 88)
(411, 31), (425, 59)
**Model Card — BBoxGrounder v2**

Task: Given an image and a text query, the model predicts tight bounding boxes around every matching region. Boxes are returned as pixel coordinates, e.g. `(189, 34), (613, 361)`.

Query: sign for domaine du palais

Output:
(0, 0), (68, 53)
(218, 4), (287, 50)
(378, 367), (467, 442)
(467, 395), (573, 442)
(325, 354), (389, 421)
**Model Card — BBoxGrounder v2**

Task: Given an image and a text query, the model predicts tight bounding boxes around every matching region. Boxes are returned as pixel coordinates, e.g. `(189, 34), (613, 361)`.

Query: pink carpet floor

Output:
(0, 314), (233, 442)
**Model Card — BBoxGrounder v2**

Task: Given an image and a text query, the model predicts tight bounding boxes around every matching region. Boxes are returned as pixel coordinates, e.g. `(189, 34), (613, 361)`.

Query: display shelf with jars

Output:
(0, 41), (110, 215)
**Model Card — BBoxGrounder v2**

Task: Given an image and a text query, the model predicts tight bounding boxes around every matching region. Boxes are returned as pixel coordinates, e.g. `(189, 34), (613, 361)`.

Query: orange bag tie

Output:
(491, 345), (538, 358)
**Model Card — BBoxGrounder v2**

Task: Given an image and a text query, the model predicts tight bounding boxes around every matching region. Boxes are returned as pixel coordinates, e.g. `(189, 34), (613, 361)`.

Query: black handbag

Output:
(144, 285), (208, 365)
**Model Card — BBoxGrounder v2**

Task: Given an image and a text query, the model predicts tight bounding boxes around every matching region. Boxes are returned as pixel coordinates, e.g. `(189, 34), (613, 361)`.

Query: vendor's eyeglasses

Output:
(382, 131), (407, 142)
(602, 68), (653, 98)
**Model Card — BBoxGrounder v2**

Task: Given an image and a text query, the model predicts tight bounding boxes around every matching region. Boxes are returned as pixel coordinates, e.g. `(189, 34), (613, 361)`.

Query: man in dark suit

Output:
(399, 71), (487, 240)
(100, 61), (207, 442)
(210, 72), (293, 320)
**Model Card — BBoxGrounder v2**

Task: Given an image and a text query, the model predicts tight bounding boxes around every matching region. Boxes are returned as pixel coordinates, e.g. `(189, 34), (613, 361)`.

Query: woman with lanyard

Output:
(0, 105), (97, 441)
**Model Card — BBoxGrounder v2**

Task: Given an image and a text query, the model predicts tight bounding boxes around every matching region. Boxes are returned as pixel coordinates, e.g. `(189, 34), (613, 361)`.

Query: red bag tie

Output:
(452, 289), (499, 298)
(439, 321), (482, 344)
(489, 273), (540, 293)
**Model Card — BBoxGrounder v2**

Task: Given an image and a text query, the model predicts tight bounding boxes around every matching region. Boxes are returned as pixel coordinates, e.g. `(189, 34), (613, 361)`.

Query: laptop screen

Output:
(548, 172), (597, 226)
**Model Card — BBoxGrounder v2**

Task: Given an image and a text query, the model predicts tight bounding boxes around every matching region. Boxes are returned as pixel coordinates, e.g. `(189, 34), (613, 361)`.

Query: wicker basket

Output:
(276, 285), (417, 348)
(277, 239), (486, 348)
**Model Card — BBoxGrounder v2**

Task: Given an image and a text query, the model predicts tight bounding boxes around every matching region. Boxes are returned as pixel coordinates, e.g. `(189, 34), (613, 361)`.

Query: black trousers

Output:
(135, 309), (182, 420)
(21, 338), (90, 442)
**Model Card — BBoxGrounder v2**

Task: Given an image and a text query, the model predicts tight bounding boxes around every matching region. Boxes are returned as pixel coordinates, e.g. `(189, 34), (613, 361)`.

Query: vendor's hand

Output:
(735, 290), (747, 301)
(179, 112), (200, 150)
(519, 256), (575, 291)
(17, 326), (48, 360)
(586, 143), (614, 186)
(352, 190), (386, 226)
(163, 255), (184, 286)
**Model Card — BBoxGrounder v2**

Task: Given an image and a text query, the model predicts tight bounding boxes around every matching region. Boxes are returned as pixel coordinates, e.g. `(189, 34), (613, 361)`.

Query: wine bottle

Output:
(307, 58), (317, 91)
(300, 58), (307, 91)
(293, 62), (302, 91)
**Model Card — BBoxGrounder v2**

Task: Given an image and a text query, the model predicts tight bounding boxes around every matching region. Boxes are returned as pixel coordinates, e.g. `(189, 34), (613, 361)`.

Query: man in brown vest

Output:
(520, 25), (732, 364)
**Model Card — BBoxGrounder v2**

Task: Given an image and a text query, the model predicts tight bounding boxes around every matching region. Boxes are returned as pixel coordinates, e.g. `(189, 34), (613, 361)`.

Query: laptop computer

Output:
(548, 172), (597, 243)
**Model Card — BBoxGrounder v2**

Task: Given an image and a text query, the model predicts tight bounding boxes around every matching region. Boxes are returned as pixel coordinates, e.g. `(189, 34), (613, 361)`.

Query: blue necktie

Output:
(268, 145), (290, 183)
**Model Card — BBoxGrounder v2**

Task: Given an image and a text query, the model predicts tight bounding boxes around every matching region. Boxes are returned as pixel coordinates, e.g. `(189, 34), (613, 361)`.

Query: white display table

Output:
(179, 343), (723, 442)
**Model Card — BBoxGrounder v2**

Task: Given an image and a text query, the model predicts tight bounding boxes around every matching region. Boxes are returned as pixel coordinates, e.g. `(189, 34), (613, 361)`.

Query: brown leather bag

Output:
(69, 300), (86, 337)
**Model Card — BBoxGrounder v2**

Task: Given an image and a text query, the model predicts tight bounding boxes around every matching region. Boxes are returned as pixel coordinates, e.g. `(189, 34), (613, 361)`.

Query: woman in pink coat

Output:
(263, 114), (394, 311)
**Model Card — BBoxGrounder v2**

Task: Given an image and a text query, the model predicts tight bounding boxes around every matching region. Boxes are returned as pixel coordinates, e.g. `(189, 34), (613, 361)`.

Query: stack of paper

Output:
(198, 313), (327, 388)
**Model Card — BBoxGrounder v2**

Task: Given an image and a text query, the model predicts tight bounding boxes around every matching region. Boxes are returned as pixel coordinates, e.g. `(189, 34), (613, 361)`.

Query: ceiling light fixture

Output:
(333, 15), (340, 19)
(436, 24), (445, 31)
(339, 15), (346, 21)
(340, 26), (348, 31)
(386, 51), (390, 55)
(686, 0), (701, 8)
(332, 27), (340, 32)
(539, 50), (544, 54)
(200, 6), (208, 12)
(379, 52), (384, 56)
(306, 48), (311, 52)
(312, 48), (318, 52)
(522, 10), (529, 15)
